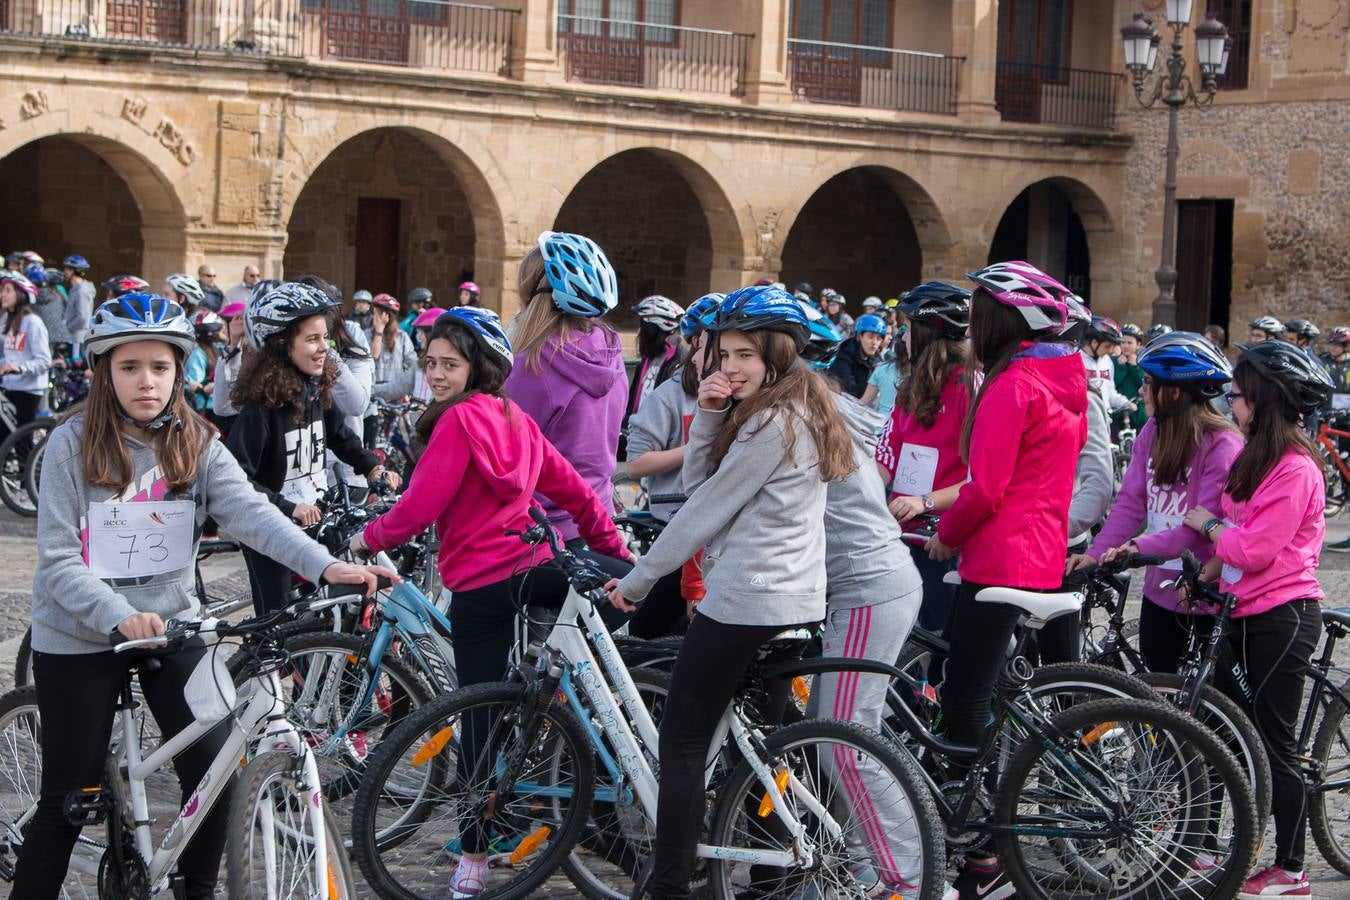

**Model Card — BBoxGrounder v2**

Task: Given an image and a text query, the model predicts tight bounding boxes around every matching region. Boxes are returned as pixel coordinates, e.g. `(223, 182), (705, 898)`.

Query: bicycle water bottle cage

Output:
(62, 786), (112, 827)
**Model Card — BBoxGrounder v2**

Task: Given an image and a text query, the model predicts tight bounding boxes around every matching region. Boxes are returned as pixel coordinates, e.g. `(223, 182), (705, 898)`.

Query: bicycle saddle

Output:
(974, 587), (1083, 628)
(1322, 607), (1350, 629)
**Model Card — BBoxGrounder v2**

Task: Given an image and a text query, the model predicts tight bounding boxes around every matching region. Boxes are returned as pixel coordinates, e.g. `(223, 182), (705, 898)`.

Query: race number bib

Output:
(891, 443), (940, 497)
(1145, 511), (1184, 570)
(87, 500), (195, 579)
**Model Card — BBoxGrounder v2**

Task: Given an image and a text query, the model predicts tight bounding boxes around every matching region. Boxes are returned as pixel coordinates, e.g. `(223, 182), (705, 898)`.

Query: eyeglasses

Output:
(1224, 391), (1245, 404)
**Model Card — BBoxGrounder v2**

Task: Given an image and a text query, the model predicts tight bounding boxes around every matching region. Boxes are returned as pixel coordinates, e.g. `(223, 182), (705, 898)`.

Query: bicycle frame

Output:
(1318, 422), (1350, 481)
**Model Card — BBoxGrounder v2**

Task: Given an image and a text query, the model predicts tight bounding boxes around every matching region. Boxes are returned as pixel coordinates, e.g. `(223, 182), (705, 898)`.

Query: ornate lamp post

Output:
(1121, 1), (1230, 328)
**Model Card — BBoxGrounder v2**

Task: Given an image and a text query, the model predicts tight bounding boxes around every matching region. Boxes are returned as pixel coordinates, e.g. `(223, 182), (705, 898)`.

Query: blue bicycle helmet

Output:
(23, 263), (46, 287)
(1137, 331), (1233, 398)
(86, 293), (197, 360)
(536, 231), (618, 318)
(439, 306), (514, 371)
(798, 300), (842, 369)
(709, 285), (810, 351)
(62, 254), (89, 273)
(680, 292), (724, 340)
(855, 313), (888, 337)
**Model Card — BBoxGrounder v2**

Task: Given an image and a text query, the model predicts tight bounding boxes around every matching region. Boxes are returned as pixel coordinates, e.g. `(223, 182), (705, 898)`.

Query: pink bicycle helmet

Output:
(966, 261), (1073, 334)
(458, 281), (481, 299)
(413, 306), (448, 329)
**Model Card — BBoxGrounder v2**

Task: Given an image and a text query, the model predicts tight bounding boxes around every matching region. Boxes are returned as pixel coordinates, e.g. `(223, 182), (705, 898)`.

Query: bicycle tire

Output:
(1310, 675), (1350, 875)
(226, 750), (358, 899)
(996, 697), (1258, 900)
(1321, 443), (1347, 518)
(1136, 670), (1273, 829)
(704, 718), (946, 900)
(12, 626), (32, 687)
(21, 420), (48, 513)
(350, 681), (596, 900)
(0, 419), (52, 517)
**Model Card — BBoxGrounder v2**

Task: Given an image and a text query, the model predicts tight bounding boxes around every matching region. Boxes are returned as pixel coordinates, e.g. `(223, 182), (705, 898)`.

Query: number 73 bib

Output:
(87, 500), (196, 579)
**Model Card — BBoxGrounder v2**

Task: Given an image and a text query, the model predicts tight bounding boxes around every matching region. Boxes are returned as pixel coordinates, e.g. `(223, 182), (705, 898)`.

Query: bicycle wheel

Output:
(22, 421), (48, 513)
(705, 718), (946, 900)
(0, 686), (105, 898)
(996, 697), (1258, 900)
(13, 627), (32, 687)
(0, 419), (52, 517)
(1321, 444), (1347, 518)
(1136, 671), (1273, 829)
(226, 750), (358, 899)
(1310, 676), (1350, 875)
(350, 681), (595, 900)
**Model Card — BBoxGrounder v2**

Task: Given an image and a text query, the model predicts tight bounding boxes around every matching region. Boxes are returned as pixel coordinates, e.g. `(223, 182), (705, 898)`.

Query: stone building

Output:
(0, 0), (1343, 334)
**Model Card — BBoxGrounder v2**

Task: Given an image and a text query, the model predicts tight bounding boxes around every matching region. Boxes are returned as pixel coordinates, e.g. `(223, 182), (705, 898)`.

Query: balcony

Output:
(787, 39), (961, 116)
(557, 14), (751, 98)
(995, 61), (1121, 129)
(0, 0), (517, 74)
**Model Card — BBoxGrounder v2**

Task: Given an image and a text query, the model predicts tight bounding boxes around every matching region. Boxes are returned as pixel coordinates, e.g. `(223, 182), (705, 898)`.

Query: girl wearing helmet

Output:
(627, 294), (686, 421)
(15, 292), (390, 899)
(1114, 323), (1148, 431)
(506, 232), (628, 548)
(366, 293), (418, 404)
(227, 282), (402, 614)
(876, 281), (971, 633)
(184, 310), (223, 415)
(29, 263), (72, 352)
(164, 273), (206, 312)
(606, 285), (862, 900)
(622, 295), (723, 638)
(0, 271), (51, 436)
(349, 309), (630, 898)
(408, 306), (449, 402)
(456, 280), (481, 307)
(1080, 314), (1137, 418)
(1249, 315), (1283, 343)
(1178, 340), (1332, 899)
(209, 301), (248, 432)
(827, 311), (888, 398)
(925, 262), (1087, 899)
(1071, 333), (1242, 663)
(820, 288), (855, 337)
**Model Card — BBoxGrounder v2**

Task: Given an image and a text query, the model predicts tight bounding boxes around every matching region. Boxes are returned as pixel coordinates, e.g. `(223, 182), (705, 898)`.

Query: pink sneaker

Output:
(1238, 865), (1310, 898)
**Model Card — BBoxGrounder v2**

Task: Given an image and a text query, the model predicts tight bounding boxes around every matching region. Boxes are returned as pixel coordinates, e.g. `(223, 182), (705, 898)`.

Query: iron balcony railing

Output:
(0, 0), (517, 74)
(558, 13), (751, 97)
(787, 38), (962, 115)
(995, 60), (1121, 129)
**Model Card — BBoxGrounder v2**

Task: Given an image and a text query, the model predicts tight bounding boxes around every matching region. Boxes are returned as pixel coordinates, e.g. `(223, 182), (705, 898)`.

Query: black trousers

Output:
(940, 579), (1024, 748)
(2, 388), (41, 442)
(243, 544), (295, 616)
(626, 569), (689, 639)
(14, 644), (231, 899)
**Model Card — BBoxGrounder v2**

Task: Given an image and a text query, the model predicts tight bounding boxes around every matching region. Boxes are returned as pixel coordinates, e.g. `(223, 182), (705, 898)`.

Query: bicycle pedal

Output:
(62, 786), (111, 826)
(0, 839), (14, 881)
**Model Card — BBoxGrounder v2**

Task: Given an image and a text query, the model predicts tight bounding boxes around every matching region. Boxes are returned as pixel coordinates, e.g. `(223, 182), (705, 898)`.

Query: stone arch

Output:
(549, 147), (748, 323)
(0, 114), (191, 280)
(282, 120), (507, 311)
(776, 164), (954, 307)
(985, 174), (1119, 304)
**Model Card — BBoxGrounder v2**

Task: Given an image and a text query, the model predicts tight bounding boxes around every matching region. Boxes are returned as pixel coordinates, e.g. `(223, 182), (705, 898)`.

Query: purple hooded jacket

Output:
(1088, 418), (1243, 612)
(506, 325), (626, 541)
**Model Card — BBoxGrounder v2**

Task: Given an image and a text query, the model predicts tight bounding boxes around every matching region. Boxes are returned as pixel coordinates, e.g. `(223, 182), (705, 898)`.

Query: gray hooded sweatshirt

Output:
(32, 417), (339, 654)
(624, 373), (697, 523)
(617, 403), (828, 627)
(825, 393), (923, 609)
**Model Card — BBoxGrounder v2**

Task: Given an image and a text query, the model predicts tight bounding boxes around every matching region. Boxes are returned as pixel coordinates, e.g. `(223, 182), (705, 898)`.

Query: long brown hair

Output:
(3, 284), (33, 337)
(703, 328), (855, 482)
(414, 316), (513, 450)
(510, 247), (613, 373)
(77, 349), (210, 496)
(960, 289), (1036, 461)
(231, 316), (338, 423)
(1148, 380), (1238, 486)
(1225, 360), (1319, 501)
(895, 321), (967, 428)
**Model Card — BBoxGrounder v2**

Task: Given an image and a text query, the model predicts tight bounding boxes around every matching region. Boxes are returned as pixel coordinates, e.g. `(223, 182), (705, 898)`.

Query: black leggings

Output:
(940, 579), (1024, 748)
(648, 613), (799, 899)
(1, 388), (40, 441)
(15, 644), (231, 899)
(626, 569), (688, 639)
(243, 544), (295, 616)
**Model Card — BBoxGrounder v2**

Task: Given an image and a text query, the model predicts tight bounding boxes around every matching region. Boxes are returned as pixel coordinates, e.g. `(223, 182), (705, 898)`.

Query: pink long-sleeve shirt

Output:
(1216, 448), (1324, 617)
(362, 392), (626, 592)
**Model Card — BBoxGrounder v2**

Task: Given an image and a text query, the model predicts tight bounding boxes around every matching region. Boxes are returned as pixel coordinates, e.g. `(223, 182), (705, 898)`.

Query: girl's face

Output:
(458, 290), (473, 305)
(422, 336), (471, 401)
(0, 283), (16, 311)
(719, 330), (767, 401)
(1141, 377), (1157, 418)
(289, 315), (329, 376)
(858, 332), (884, 357)
(1121, 335), (1139, 357)
(110, 340), (177, 424)
(1228, 382), (1254, 433)
(687, 333), (708, 374)
(226, 315), (245, 344)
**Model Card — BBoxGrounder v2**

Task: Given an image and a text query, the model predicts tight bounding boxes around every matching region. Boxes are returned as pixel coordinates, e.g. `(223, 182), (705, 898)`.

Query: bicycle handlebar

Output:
(1064, 551), (1168, 586)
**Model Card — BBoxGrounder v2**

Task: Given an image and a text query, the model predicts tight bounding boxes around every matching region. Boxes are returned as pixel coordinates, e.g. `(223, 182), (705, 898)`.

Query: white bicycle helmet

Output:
(164, 273), (205, 306)
(245, 281), (340, 349)
(536, 231), (618, 318)
(633, 295), (686, 333)
(966, 261), (1073, 335)
(86, 293), (197, 361)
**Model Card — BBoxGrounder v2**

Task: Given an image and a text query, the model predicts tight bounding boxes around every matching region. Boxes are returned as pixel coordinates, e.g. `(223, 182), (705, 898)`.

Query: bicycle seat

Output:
(974, 587), (1083, 628)
(1322, 607), (1350, 630)
(943, 572), (962, 586)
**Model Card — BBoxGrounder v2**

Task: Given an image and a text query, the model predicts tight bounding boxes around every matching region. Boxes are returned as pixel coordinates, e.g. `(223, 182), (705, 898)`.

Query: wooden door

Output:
(355, 198), (401, 299)
(789, 44), (863, 105)
(321, 0), (412, 64)
(1175, 200), (1217, 333)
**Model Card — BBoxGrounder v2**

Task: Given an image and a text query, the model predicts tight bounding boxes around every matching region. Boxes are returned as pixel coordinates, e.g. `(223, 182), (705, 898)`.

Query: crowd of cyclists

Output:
(1, 232), (1346, 900)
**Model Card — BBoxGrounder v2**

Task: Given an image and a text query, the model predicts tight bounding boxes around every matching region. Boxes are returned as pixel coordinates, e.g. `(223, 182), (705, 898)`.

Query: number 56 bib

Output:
(87, 500), (196, 579)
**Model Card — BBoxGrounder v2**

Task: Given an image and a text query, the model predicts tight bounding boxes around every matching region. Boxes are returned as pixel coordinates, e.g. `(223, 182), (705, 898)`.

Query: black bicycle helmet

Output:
(898, 281), (970, 340)
(1284, 318), (1320, 340)
(1237, 340), (1334, 415)
(1145, 323), (1174, 344)
(1086, 315), (1124, 344)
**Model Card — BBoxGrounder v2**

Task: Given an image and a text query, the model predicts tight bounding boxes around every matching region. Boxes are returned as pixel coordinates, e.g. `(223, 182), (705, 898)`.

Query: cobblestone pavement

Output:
(3, 509), (1350, 897)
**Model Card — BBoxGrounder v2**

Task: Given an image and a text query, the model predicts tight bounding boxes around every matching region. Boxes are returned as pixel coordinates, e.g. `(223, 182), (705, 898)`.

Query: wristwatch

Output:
(921, 494), (935, 511)
(1202, 517), (1223, 539)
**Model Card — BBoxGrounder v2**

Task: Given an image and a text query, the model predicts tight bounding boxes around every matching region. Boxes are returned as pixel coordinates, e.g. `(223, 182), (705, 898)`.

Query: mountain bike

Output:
(1316, 413), (1350, 517)
(0, 393), (44, 517)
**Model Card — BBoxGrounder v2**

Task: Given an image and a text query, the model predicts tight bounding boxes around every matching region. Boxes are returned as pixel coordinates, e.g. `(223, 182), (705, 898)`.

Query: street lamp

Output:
(1120, 9), (1229, 329)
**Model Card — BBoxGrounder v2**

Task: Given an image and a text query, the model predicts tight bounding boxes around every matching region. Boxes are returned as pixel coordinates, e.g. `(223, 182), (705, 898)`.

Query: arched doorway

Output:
(779, 167), (931, 309)
(988, 178), (1104, 303)
(285, 128), (483, 307)
(0, 137), (152, 278)
(553, 149), (738, 327)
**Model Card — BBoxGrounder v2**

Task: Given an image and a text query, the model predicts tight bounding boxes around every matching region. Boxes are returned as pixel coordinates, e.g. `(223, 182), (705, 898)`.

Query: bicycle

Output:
(371, 398), (424, 485)
(0, 391), (43, 517)
(1316, 413), (1350, 517)
(349, 507), (950, 900)
(0, 592), (365, 898)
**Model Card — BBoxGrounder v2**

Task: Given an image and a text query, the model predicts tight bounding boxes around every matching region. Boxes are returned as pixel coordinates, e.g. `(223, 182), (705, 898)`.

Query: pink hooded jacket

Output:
(937, 345), (1087, 589)
(362, 392), (626, 592)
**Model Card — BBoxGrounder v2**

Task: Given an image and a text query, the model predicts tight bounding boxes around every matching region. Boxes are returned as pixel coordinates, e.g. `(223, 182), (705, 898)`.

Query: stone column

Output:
(952, 0), (1000, 123)
(742, 0), (793, 104)
(511, 0), (564, 84)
